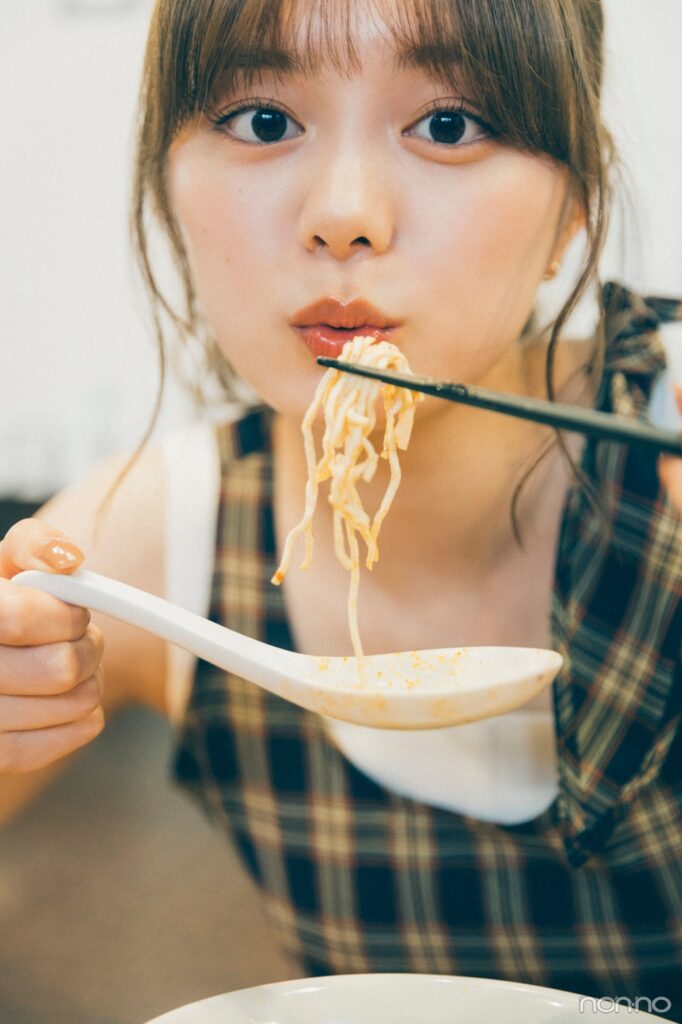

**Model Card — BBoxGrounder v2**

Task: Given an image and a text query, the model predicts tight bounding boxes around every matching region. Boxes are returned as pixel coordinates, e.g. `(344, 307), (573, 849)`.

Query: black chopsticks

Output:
(317, 357), (682, 457)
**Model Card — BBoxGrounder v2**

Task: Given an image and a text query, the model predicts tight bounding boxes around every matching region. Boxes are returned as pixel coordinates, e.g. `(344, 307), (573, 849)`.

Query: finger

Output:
(658, 454), (682, 511)
(0, 706), (105, 774)
(0, 673), (102, 731)
(0, 624), (104, 695)
(0, 577), (90, 647)
(0, 519), (84, 579)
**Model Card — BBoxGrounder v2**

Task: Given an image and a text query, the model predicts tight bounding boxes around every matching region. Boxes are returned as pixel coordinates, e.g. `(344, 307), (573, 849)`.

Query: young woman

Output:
(1, 0), (680, 1014)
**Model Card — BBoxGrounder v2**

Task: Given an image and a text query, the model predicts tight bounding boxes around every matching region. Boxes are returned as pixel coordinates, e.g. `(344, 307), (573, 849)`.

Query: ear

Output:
(551, 193), (587, 266)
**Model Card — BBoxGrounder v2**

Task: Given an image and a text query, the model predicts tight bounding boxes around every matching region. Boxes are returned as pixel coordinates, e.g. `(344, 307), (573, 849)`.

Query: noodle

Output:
(271, 336), (422, 660)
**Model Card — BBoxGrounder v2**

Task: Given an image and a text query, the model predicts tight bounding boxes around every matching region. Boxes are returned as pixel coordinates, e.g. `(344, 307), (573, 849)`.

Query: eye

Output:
(215, 105), (301, 144)
(406, 107), (489, 147)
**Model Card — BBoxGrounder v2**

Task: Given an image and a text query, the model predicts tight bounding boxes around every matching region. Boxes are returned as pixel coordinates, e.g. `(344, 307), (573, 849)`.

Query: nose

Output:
(298, 146), (394, 260)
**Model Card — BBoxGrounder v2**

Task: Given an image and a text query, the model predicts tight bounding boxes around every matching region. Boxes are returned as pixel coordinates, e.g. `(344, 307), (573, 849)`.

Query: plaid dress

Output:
(173, 284), (682, 1017)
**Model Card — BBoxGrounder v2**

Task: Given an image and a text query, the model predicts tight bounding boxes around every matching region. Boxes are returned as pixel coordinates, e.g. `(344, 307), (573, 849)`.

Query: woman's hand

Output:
(658, 385), (682, 512)
(0, 519), (105, 773)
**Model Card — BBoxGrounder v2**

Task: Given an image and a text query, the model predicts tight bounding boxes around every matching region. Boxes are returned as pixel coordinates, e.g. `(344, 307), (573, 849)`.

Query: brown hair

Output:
(118, 0), (614, 534)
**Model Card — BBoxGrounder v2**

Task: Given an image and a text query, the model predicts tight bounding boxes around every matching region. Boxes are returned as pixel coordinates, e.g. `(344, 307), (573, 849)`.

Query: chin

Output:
(246, 371), (322, 421)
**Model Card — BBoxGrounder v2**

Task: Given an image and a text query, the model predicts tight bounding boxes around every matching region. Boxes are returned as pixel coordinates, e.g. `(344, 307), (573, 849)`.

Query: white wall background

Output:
(1, 0), (681, 499)
(600, 0), (682, 291)
(0, 0), (187, 499)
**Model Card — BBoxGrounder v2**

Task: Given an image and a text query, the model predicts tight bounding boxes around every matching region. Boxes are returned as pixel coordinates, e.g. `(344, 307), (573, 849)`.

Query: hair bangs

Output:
(163, 0), (602, 176)
(387, 0), (602, 165)
(165, 0), (362, 121)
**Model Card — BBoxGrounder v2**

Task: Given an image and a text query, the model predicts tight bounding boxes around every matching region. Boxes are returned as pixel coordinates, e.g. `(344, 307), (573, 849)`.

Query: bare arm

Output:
(34, 442), (170, 715)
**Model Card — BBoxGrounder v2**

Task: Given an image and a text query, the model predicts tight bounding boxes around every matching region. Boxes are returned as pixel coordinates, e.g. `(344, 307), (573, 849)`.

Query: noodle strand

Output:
(271, 336), (422, 659)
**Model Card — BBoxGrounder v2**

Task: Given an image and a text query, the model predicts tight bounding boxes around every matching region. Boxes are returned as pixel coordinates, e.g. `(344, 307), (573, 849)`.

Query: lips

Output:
(291, 298), (401, 358)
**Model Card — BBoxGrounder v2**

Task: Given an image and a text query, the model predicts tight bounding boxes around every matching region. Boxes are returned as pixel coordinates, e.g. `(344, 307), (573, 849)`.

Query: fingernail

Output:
(37, 538), (84, 571)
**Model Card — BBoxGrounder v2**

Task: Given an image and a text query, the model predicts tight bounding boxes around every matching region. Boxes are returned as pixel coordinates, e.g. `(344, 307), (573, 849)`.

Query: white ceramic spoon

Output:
(12, 569), (562, 730)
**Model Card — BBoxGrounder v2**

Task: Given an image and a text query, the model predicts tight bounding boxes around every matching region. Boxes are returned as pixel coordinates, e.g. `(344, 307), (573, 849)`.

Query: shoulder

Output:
(37, 439), (166, 587)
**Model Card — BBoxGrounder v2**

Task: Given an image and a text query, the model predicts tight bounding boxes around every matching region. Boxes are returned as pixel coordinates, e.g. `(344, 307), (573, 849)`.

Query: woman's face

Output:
(168, 3), (577, 420)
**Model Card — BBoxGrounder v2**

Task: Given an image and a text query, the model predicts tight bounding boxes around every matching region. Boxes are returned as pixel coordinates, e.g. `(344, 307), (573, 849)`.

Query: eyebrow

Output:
(229, 49), (305, 72)
(223, 39), (463, 80)
(393, 41), (464, 71)
(224, 48), (311, 81)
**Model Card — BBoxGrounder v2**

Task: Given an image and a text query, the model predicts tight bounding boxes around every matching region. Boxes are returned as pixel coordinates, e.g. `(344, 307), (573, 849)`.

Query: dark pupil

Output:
(429, 111), (466, 144)
(252, 108), (287, 142)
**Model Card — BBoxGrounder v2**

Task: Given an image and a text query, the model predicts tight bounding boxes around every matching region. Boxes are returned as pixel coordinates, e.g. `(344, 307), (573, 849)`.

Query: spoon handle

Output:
(11, 568), (299, 683)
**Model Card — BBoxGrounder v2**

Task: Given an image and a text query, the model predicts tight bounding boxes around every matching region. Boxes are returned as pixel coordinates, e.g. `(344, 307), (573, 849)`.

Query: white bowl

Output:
(144, 973), (673, 1023)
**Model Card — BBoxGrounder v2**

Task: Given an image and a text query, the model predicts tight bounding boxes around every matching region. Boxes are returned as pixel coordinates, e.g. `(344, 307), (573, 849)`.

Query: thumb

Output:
(0, 519), (84, 579)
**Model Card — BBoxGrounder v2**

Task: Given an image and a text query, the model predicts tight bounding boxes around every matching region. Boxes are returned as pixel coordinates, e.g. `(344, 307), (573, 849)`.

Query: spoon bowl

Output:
(12, 569), (562, 729)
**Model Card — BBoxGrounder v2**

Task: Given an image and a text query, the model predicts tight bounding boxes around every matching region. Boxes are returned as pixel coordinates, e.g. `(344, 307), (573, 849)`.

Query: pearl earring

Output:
(543, 260), (561, 281)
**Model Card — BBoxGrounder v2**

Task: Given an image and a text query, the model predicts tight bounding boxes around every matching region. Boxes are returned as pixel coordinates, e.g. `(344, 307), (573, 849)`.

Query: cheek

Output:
(168, 141), (310, 407)
(170, 154), (243, 288)
(168, 143), (281, 331)
(412, 152), (566, 367)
